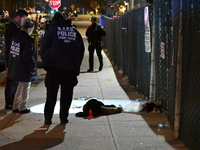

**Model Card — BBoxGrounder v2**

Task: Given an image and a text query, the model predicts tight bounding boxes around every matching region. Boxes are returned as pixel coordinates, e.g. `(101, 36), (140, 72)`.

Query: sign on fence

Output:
(144, 6), (151, 53)
(160, 42), (165, 59)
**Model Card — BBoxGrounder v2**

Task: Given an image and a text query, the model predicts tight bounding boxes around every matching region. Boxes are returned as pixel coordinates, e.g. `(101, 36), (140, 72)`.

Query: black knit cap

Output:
(52, 11), (65, 23)
(91, 16), (97, 21)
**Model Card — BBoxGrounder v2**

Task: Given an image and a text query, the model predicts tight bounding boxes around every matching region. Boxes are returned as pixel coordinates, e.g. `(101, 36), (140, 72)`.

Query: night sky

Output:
(60, 0), (77, 8)
(59, 0), (90, 11)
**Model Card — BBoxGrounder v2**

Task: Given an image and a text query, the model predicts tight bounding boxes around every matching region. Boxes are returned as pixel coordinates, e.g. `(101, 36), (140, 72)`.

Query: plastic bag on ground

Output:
(123, 102), (143, 112)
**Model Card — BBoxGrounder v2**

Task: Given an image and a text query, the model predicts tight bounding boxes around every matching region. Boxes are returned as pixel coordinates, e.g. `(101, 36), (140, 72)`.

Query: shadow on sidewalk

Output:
(0, 109), (7, 117)
(0, 110), (22, 130)
(0, 124), (66, 150)
(138, 112), (187, 149)
(103, 51), (187, 149)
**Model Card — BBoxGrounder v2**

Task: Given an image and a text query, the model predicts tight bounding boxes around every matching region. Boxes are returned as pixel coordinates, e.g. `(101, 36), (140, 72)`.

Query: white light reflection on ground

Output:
(30, 100), (87, 114)
(30, 99), (146, 114)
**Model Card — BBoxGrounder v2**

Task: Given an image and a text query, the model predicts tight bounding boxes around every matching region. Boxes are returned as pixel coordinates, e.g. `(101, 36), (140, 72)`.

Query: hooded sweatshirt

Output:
(40, 12), (85, 76)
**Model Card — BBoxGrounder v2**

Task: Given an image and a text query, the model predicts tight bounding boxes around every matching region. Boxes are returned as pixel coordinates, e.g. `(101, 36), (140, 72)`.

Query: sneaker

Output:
(12, 109), (19, 113)
(19, 109), (31, 114)
(99, 66), (103, 71)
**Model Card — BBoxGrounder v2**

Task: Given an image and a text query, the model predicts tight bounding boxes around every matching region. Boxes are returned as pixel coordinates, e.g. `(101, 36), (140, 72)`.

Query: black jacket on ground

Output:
(5, 20), (21, 67)
(8, 30), (37, 82)
(86, 23), (106, 43)
(40, 19), (85, 76)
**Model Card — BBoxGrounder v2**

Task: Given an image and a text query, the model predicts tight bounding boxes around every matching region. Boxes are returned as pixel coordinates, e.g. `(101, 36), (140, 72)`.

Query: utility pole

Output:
(34, 0), (36, 11)
(129, 0), (134, 9)
(27, 0), (29, 8)
(149, 0), (156, 100)
(174, 0), (183, 139)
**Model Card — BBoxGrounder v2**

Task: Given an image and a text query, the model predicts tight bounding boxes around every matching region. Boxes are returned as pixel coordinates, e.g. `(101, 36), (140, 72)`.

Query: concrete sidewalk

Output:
(0, 25), (187, 150)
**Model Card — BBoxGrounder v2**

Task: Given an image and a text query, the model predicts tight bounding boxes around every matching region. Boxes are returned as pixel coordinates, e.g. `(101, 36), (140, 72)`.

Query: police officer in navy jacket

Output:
(40, 12), (85, 125)
(86, 16), (106, 72)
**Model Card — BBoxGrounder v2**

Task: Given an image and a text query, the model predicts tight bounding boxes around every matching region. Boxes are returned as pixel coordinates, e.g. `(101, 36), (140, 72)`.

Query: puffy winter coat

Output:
(8, 30), (37, 82)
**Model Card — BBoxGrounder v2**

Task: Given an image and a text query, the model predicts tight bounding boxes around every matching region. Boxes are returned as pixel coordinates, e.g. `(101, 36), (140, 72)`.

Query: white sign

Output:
(160, 42), (165, 59)
(144, 6), (151, 53)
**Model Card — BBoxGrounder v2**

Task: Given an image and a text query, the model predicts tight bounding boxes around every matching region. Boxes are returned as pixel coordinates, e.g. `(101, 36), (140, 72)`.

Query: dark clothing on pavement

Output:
(40, 12), (85, 124)
(86, 22), (106, 71)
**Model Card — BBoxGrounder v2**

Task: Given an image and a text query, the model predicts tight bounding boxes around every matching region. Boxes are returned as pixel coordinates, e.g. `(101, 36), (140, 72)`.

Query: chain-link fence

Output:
(102, 1), (200, 149)
(153, 0), (175, 129)
(174, 1), (200, 150)
(102, 4), (151, 98)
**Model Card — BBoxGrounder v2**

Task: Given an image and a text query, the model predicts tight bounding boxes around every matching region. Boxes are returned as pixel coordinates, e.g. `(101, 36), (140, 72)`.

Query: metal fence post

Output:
(174, 0), (182, 138)
(149, 2), (156, 100)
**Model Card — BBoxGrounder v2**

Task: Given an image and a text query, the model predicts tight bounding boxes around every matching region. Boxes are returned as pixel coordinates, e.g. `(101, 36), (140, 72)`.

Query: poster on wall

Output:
(144, 6), (151, 53)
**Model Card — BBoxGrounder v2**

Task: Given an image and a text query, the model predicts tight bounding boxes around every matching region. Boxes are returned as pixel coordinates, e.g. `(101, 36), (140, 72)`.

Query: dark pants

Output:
(4, 77), (18, 108)
(88, 42), (103, 70)
(44, 72), (77, 121)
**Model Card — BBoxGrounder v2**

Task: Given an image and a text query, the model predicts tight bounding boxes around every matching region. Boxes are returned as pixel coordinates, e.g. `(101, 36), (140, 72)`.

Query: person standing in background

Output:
(40, 12), (85, 125)
(86, 16), (106, 72)
(8, 18), (36, 114)
(3, 9), (28, 109)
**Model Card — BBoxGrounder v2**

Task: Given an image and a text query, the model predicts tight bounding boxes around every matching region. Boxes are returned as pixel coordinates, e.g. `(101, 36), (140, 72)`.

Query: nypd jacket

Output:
(86, 23), (106, 43)
(40, 19), (85, 76)
(5, 20), (21, 67)
(8, 30), (37, 82)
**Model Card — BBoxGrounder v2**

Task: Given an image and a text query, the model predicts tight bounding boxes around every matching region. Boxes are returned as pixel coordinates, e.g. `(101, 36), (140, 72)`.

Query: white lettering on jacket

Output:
(10, 41), (20, 57)
(57, 26), (77, 43)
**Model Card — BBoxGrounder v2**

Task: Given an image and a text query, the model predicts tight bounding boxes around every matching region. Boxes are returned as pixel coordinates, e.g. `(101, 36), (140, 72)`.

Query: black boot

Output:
(44, 118), (52, 125)
(99, 65), (103, 71)
(88, 61), (93, 72)
(99, 61), (103, 71)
